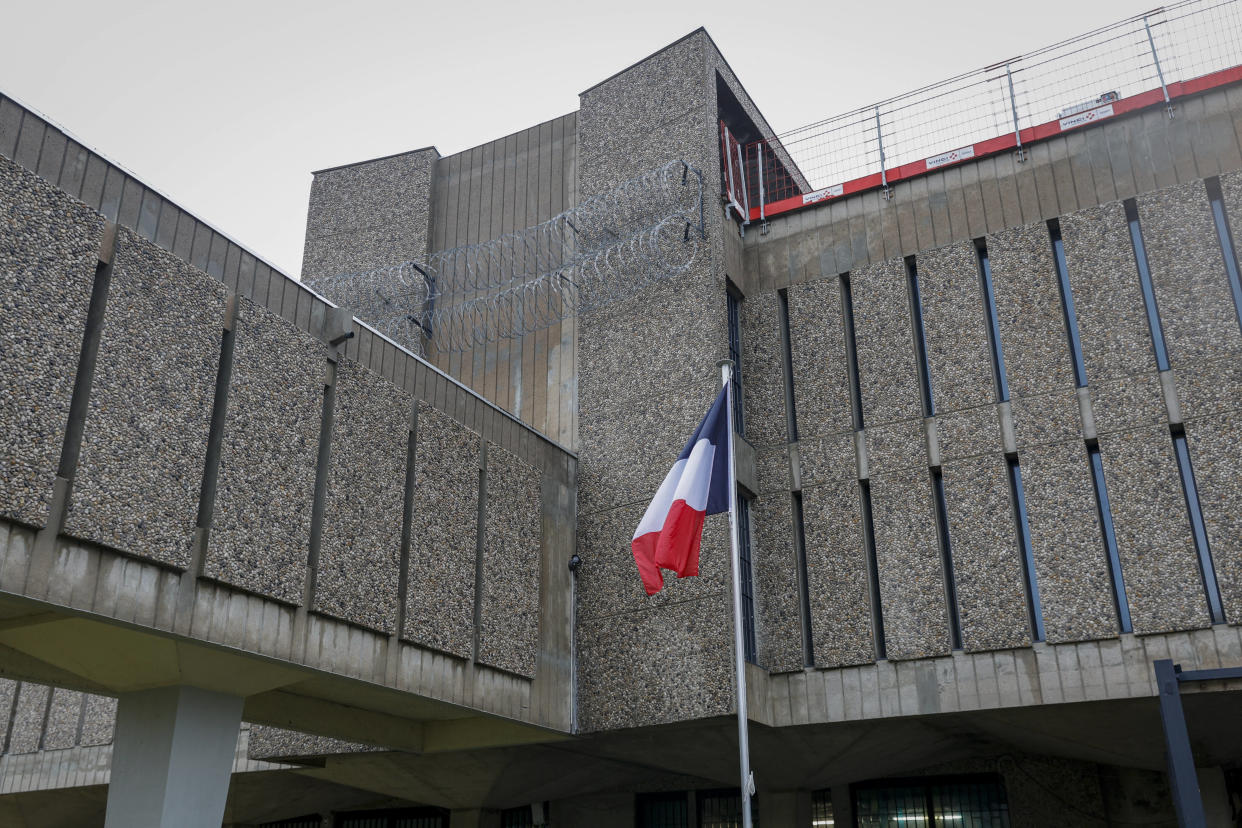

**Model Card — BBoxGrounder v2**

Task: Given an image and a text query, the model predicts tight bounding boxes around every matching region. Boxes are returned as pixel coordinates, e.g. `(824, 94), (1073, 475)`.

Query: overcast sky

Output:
(4, 0), (1154, 276)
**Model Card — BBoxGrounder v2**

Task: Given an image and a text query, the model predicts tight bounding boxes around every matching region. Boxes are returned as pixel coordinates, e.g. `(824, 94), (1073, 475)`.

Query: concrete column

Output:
(104, 685), (244, 828)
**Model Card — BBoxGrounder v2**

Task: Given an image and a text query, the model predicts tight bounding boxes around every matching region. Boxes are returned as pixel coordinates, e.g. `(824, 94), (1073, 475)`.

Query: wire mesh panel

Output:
(740, 0), (1242, 218)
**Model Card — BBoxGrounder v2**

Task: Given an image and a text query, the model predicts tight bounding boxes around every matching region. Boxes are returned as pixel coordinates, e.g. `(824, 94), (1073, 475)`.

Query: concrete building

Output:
(2, 6), (1242, 826)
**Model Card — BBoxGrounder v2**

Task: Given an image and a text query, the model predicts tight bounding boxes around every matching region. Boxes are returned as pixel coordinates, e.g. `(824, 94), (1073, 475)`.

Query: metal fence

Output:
(734, 0), (1242, 220)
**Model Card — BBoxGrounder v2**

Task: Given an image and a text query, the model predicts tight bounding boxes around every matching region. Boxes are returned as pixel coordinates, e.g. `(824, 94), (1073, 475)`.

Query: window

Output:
(737, 492), (757, 664)
(726, 282), (745, 435)
(811, 789), (835, 826)
(698, 789), (758, 828)
(854, 776), (1010, 828)
(500, 805), (535, 827)
(637, 792), (688, 828)
(336, 807), (449, 828)
(260, 818), (321, 828)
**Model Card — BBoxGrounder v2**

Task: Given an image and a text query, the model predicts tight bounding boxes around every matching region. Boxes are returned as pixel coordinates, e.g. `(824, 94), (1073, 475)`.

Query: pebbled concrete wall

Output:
(64, 228), (227, 568)
(0, 156), (103, 529)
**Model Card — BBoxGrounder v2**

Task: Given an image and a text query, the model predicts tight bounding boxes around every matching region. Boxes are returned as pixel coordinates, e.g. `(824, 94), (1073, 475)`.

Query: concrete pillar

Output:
(831, 785), (853, 828)
(104, 685), (244, 828)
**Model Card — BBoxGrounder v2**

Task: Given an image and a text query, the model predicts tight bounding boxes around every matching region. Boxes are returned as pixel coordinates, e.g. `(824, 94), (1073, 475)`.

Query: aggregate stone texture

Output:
(0, 679), (14, 744)
(799, 430), (858, 487)
(941, 455), (1032, 652)
(576, 505), (729, 621)
(1097, 426), (1212, 634)
(1017, 440), (1119, 642)
(936, 405), (1004, 462)
(578, 377), (722, 517)
(0, 155), (103, 527)
(8, 682), (49, 753)
(63, 229), (226, 568)
(864, 418), (927, 477)
(402, 401), (480, 659)
(1184, 413), (1242, 623)
(787, 277), (854, 437)
(1010, 389), (1084, 449)
(740, 289), (788, 447)
(576, 594), (733, 732)
(577, 33), (708, 164)
(1088, 372), (1167, 436)
(577, 270), (727, 418)
(478, 444), (543, 678)
(79, 694), (117, 746)
(850, 258), (925, 426)
(42, 688), (84, 750)
(248, 725), (375, 760)
(302, 149), (435, 282)
(206, 297), (326, 604)
(801, 480), (876, 667)
(314, 357), (412, 633)
(1059, 202), (1158, 382)
(869, 469), (952, 660)
(915, 241), (995, 413)
(1137, 180), (1242, 367)
(987, 222), (1078, 398)
(751, 493), (803, 673)
(1174, 356), (1242, 421)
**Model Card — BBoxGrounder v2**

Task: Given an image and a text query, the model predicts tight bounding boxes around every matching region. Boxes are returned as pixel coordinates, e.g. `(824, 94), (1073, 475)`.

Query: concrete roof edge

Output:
(312, 146), (442, 176)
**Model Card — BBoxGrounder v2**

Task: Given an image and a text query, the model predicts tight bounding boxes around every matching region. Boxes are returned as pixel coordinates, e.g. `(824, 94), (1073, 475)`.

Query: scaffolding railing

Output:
(739, 0), (1242, 221)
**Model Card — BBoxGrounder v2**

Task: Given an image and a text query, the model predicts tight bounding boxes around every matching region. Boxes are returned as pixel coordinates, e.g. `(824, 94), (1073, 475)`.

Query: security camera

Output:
(568, 554), (582, 573)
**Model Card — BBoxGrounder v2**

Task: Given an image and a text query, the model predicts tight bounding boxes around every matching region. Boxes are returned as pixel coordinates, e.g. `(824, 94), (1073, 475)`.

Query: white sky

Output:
(3, 0), (1154, 276)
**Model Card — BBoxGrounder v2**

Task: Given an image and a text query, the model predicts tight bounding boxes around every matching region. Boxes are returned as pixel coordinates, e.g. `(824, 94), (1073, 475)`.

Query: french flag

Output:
(632, 386), (731, 596)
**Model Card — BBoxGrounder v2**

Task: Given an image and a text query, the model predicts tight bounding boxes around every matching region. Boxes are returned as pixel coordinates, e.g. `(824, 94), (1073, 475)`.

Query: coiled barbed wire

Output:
(306, 160), (705, 355)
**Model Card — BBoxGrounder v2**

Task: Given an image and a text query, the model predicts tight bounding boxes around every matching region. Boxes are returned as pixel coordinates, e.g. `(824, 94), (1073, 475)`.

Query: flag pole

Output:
(718, 358), (754, 828)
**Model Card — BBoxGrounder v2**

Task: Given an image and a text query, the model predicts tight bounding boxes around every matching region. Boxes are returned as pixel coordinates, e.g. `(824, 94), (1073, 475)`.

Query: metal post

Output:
(718, 358), (754, 828)
(1005, 63), (1026, 161)
(736, 142), (750, 226)
(1153, 659), (1207, 827)
(757, 143), (766, 223)
(874, 107), (891, 201)
(1144, 15), (1175, 119)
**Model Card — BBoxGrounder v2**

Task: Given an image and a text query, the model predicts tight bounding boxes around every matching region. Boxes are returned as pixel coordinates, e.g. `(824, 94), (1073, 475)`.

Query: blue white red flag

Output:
(631, 386), (731, 596)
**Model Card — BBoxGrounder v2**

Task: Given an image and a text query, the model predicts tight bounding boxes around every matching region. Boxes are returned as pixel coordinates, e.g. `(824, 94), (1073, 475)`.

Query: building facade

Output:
(1, 14), (1242, 828)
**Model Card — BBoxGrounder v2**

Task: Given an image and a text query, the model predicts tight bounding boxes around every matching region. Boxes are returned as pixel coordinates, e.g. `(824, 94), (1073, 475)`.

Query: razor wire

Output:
(306, 160), (704, 355)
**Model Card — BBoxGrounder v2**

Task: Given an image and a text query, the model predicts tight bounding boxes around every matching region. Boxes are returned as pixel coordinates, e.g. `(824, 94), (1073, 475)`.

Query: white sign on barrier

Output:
(802, 184), (844, 205)
(926, 146), (975, 169)
(1059, 104), (1116, 131)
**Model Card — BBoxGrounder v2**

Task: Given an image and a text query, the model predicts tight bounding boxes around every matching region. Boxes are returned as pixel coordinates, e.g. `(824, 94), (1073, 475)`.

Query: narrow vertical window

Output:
(726, 282), (745, 436)
(1048, 219), (1087, 388)
(1124, 199), (1171, 372)
(1008, 458), (1046, 642)
(840, 274), (864, 430)
(930, 469), (963, 650)
(1172, 431), (1226, 624)
(1088, 445), (1133, 633)
(858, 481), (886, 660)
(905, 256), (936, 416)
(975, 239), (1010, 402)
(737, 491), (757, 664)
(791, 492), (814, 667)
(1205, 176), (1242, 336)
(777, 288), (799, 442)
